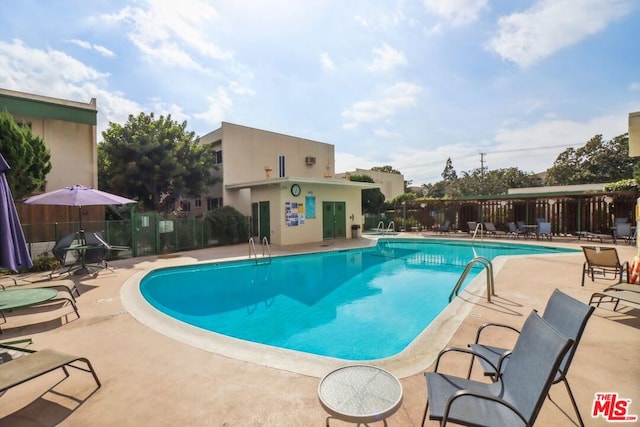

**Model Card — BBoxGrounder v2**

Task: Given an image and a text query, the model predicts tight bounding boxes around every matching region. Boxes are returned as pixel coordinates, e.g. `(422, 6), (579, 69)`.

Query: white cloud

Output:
(487, 0), (634, 67)
(630, 82), (640, 91)
(0, 39), (109, 91)
(193, 87), (233, 126)
(342, 82), (422, 128)
(69, 39), (115, 57)
(423, 0), (488, 26)
(320, 52), (336, 71)
(374, 128), (400, 138)
(100, 0), (232, 71)
(368, 43), (407, 72)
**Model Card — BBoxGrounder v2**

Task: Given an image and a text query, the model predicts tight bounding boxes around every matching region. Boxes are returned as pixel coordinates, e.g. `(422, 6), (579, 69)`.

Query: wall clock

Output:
(291, 184), (301, 197)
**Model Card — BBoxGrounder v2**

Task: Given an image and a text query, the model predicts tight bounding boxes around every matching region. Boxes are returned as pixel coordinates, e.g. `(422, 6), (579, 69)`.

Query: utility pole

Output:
(480, 152), (486, 177)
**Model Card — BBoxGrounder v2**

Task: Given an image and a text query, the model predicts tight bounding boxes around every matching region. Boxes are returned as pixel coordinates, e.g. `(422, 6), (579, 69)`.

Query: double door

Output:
(322, 202), (346, 239)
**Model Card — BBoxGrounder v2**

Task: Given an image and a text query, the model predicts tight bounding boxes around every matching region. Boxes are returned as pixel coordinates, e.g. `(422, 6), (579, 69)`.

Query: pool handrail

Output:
(472, 222), (485, 240)
(248, 237), (271, 264)
(262, 237), (271, 262)
(386, 221), (395, 234)
(449, 256), (494, 303)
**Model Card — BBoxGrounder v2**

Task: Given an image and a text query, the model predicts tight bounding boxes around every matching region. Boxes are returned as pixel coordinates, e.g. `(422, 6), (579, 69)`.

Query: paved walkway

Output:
(1, 234), (638, 426)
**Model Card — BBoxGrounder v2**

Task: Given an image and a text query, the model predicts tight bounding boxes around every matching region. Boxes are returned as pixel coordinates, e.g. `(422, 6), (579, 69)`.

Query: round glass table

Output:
(318, 365), (403, 426)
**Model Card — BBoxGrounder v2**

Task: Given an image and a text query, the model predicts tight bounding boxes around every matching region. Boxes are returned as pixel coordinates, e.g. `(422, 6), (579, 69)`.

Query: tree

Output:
(371, 165), (401, 175)
(441, 157), (457, 181)
(0, 111), (51, 197)
(546, 134), (636, 185)
(350, 174), (385, 214)
(99, 112), (217, 212)
(451, 167), (541, 196)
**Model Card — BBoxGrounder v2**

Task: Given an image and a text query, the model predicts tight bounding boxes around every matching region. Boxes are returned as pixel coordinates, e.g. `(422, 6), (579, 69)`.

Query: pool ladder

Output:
(375, 221), (395, 234)
(449, 256), (495, 303)
(249, 236), (271, 264)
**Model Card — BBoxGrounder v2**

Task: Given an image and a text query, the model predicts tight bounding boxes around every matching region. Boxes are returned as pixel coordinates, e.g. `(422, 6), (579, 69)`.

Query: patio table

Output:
(318, 365), (403, 426)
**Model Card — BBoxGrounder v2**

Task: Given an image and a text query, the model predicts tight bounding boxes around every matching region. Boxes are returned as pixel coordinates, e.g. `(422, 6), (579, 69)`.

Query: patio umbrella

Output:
(0, 153), (33, 272)
(23, 184), (137, 231)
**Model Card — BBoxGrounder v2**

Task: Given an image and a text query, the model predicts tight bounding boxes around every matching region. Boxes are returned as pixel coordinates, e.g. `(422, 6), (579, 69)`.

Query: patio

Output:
(0, 235), (638, 426)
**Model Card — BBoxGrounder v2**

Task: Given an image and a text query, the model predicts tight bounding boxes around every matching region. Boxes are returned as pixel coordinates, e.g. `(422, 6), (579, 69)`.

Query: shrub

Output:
(30, 254), (60, 272)
(204, 206), (249, 245)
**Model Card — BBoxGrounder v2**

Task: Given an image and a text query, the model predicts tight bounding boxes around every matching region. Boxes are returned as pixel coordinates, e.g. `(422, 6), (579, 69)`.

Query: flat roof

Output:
(0, 87), (97, 125)
(225, 176), (380, 190)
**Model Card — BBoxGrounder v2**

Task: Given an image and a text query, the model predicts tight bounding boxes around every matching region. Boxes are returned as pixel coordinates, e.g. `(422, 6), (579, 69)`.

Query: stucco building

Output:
(0, 88), (98, 190)
(188, 122), (379, 245)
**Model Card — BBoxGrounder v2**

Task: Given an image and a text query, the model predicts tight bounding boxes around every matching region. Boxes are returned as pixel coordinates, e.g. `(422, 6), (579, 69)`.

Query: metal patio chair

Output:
(422, 310), (574, 427)
(581, 246), (629, 286)
(466, 289), (594, 427)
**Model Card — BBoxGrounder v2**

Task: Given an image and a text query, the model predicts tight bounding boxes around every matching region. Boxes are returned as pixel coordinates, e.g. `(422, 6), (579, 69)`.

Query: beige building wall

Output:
(17, 115), (97, 190)
(196, 122), (378, 245)
(0, 88), (97, 192)
(250, 181), (364, 246)
(630, 111), (640, 157)
(200, 122), (336, 216)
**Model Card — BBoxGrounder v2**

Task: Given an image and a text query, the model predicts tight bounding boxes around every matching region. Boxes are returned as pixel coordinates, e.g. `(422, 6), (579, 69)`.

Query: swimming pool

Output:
(137, 239), (576, 361)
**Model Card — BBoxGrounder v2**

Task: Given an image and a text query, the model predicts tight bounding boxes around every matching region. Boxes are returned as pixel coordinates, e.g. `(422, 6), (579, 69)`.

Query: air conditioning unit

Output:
(305, 156), (316, 165)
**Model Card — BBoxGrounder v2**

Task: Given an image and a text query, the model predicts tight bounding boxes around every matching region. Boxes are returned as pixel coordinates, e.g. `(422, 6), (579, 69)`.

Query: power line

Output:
(398, 142), (583, 171)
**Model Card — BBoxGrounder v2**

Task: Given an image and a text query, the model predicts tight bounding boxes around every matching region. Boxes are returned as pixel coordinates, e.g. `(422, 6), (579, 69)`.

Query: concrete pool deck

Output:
(1, 234), (639, 426)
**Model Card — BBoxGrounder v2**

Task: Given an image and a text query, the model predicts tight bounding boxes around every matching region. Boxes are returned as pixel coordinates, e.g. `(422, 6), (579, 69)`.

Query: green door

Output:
(259, 201), (270, 242)
(322, 202), (346, 239)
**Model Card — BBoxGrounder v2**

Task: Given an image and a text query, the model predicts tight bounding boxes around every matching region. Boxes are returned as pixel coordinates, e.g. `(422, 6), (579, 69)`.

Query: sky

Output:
(1, 0), (639, 186)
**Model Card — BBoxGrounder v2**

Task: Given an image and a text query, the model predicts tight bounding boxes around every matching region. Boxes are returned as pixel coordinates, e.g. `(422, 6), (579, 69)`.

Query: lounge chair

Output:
(605, 283), (640, 293)
(507, 222), (526, 239)
(538, 221), (552, 240)
(581, 246), (629, 286)
(466, 221), (477, 235)
(0, 346), (100, 394)
(614, 222), (635, 245)
(483, 222), (507, 237)
(466, 289), (594, 427)
(0, 288), (80, 333)
(50, 232), (80, 278)
(589, 289), (640, 312)
(437, 220), (451, 234)
(421, 311), (574, 427)
(0, 276), (79, 301)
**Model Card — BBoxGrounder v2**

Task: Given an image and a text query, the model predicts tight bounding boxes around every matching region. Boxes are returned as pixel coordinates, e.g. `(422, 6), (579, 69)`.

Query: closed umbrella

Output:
(23, 184), (137, 231)
(0, 153), (33, 272)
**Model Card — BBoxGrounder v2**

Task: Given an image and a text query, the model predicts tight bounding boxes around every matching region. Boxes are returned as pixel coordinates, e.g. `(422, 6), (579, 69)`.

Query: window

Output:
(180, 201), (191, 212)
(207, 197), (223, 210)
(278, 155), (285, 178)
(213, 150), (223, 164)
(195, 197), (202, 208)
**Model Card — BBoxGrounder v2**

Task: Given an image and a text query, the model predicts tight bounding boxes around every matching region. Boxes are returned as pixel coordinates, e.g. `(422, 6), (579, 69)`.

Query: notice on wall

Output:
(305, 196), (316, 219)
(286, 202), (299, 226)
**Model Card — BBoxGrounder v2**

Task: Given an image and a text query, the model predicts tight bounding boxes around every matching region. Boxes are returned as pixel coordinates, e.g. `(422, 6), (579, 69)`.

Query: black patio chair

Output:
(466, 289), (594, 427)
(50, 232), (80, 278)
(83, 231), (110, 275)
(422, 310), (573, 427)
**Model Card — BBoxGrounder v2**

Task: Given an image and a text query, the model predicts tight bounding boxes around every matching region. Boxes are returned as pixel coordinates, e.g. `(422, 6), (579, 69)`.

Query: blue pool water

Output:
(140, 239), (576, 360)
